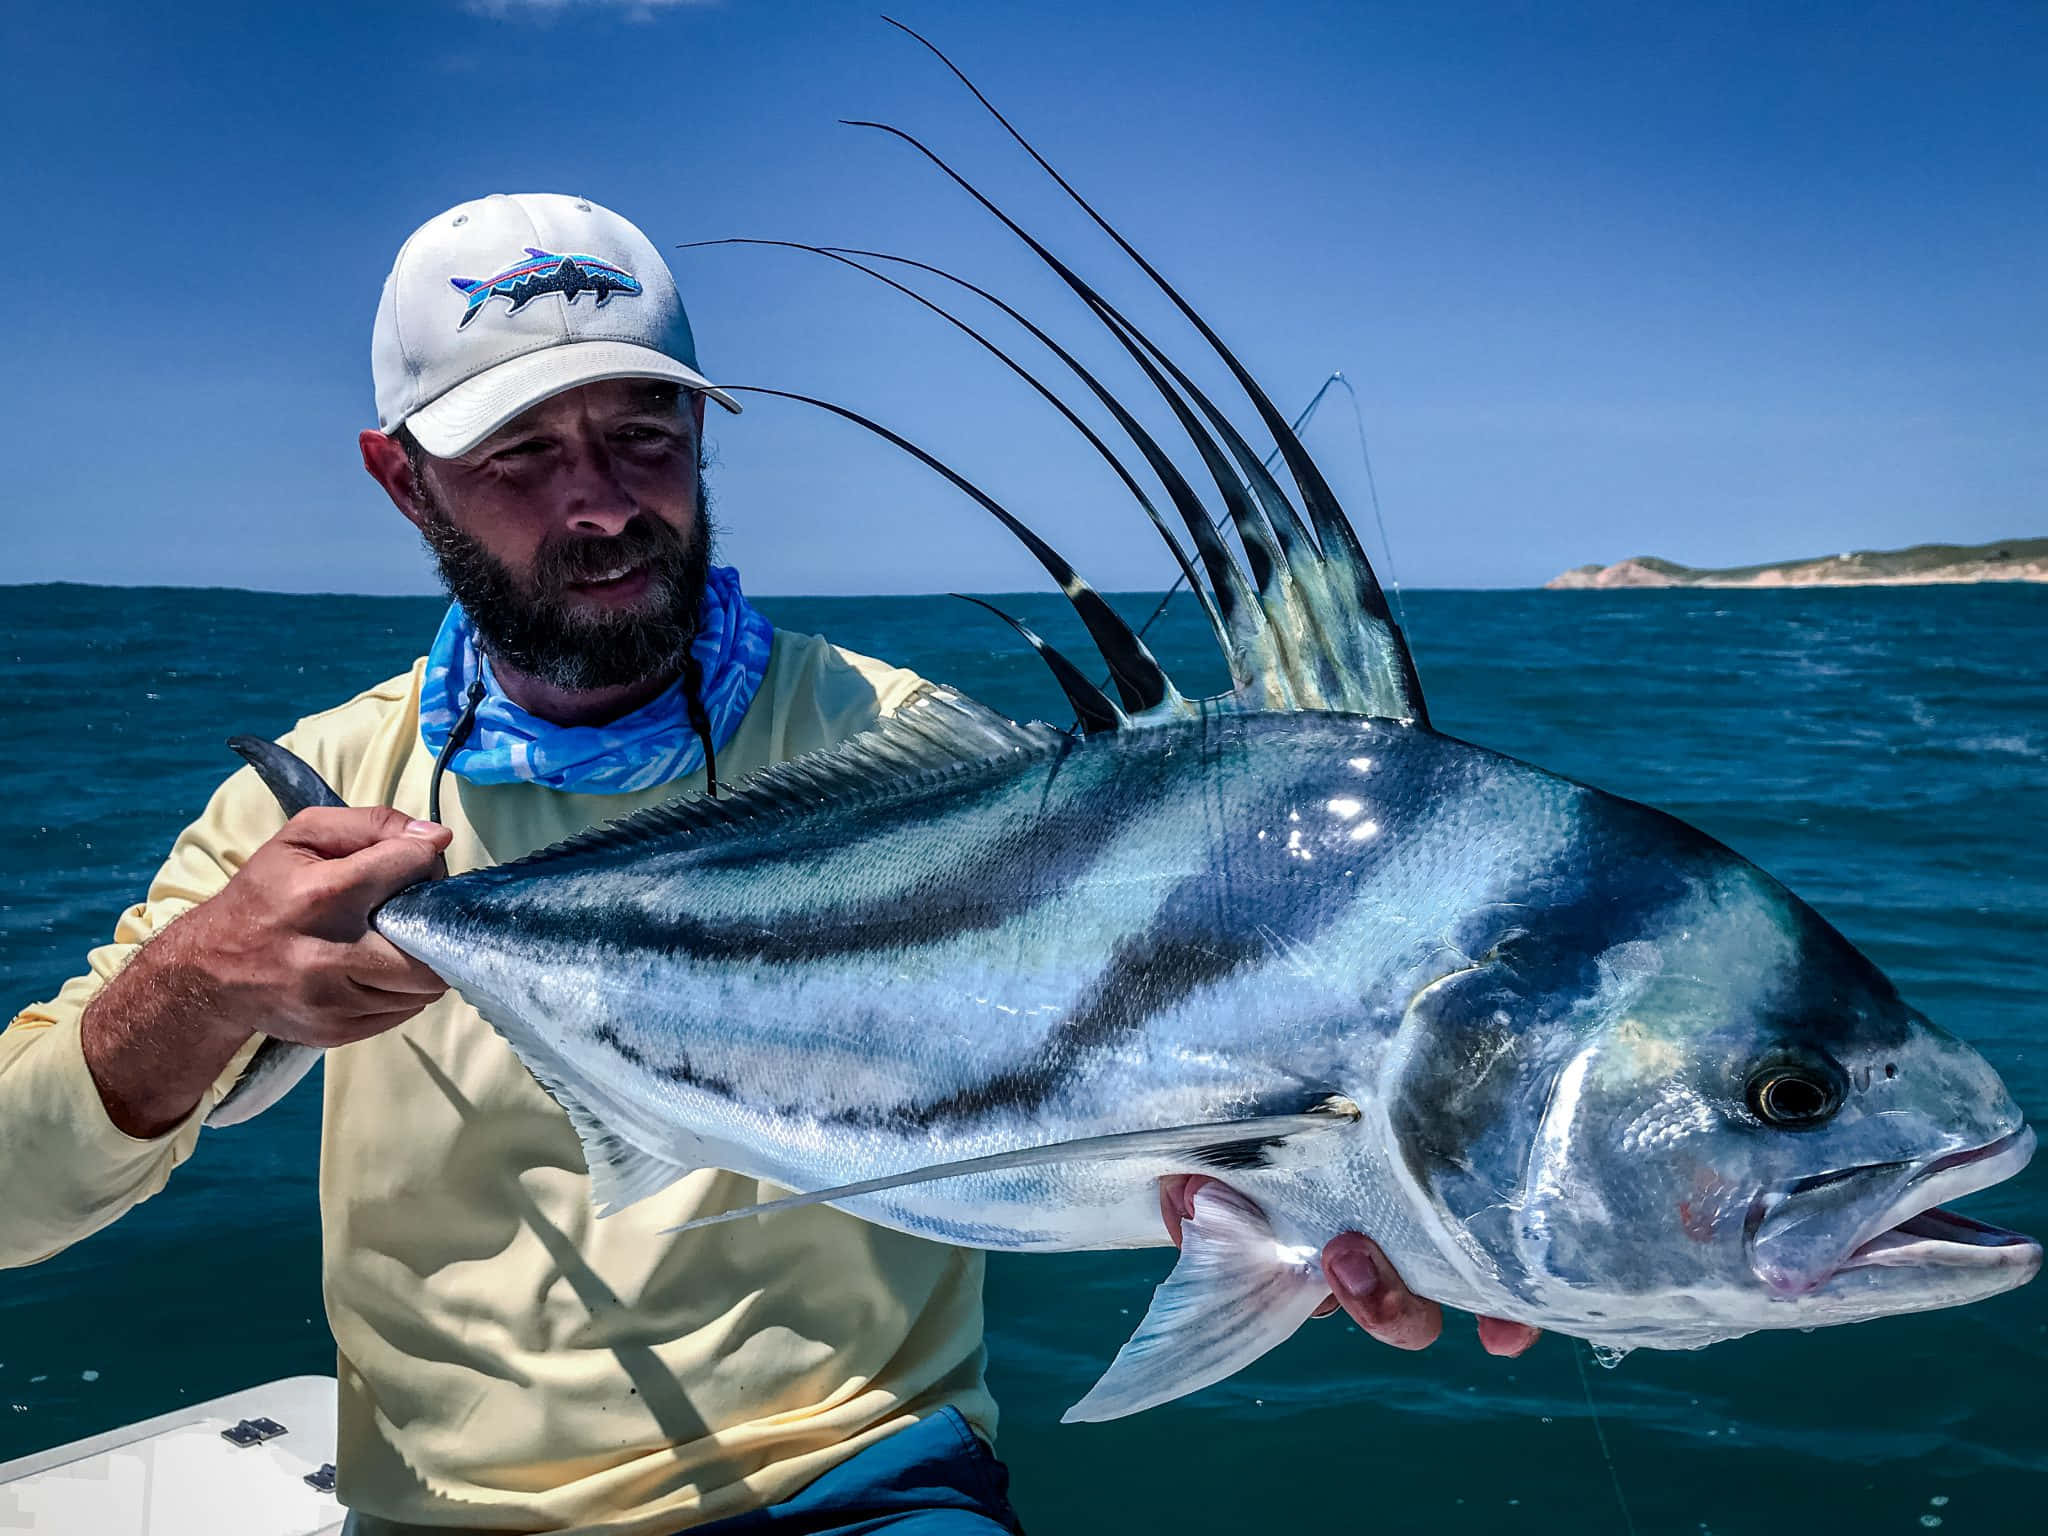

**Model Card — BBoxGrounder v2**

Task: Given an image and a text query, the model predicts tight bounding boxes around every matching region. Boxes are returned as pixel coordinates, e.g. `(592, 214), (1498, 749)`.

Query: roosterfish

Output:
(212, 25), (2039, 1423)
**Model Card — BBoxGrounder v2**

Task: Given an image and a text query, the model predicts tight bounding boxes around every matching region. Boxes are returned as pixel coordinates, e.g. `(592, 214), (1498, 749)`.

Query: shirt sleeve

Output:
(0, 761), (283, 1268)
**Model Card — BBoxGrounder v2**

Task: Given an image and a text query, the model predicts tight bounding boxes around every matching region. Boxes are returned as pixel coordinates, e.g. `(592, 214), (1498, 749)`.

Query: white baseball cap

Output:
(372, 192), (740, 458)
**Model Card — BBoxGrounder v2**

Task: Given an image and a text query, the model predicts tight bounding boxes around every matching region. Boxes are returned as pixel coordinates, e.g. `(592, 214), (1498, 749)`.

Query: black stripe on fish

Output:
(444, 765), (1143, 967)
(583, 1023), (754, 1109)
(826, 770), (1391, 1132)
(854, 919), (1271, 1130)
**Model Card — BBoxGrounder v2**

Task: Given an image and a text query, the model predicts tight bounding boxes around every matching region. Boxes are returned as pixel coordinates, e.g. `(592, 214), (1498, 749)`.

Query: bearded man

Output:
(0, 193), (1529, 1536)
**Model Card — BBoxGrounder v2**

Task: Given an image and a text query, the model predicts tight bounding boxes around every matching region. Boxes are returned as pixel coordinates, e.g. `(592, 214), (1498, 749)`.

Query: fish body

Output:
(213, 31), (2039, 1419)
(359, 700), (2033, 1361)
(447, 247), (641, 328)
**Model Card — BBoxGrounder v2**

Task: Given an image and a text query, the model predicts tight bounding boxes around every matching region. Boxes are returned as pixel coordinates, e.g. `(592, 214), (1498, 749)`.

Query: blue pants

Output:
(687, 1409), (1024, 1535)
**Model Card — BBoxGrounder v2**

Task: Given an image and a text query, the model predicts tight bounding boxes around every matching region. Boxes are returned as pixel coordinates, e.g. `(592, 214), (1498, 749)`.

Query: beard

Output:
(418, 477), (715, 693)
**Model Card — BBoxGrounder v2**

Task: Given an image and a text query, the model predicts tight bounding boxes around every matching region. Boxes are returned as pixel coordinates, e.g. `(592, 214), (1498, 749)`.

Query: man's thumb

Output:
(327, 817), (452, 907)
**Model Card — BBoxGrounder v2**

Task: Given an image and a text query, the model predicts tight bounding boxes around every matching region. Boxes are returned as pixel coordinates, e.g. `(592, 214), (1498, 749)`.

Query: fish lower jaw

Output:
(1835, 1206), (2042, 1276)
(1756, 1125), (2040, 1299)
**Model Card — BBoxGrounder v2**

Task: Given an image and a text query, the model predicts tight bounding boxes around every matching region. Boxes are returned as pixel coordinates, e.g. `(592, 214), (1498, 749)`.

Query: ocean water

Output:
(0, 581), (2042, 1534)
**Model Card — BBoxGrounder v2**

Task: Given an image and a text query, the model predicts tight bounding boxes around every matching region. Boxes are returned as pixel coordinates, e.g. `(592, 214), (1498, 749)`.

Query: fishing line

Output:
(681, 652), (721, 797)
(1118, 372), (1412, 667)
(424, 646), (723, 825)
(1330, 371), (1412, 644)
(427, 664), (487, 827)
(1572, 1340), (1641, 1536)
(1124, 374), (1338, 652)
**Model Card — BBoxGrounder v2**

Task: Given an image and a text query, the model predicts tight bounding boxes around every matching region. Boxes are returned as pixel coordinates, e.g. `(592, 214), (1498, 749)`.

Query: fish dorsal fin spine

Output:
(485, 685), (1065, 875)
(693, 25), (1428, 727)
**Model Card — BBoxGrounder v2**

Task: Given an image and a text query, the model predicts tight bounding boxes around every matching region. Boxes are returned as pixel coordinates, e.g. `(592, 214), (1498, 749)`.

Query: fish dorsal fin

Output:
(953, 593), (1127, 734)
(485, 685), (1065, 876)
(683, 26), (1429, 727)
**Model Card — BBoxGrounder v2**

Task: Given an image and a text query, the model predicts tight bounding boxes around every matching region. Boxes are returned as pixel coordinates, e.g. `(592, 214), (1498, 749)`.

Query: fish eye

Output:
(1745, 1059), (1844, 1129)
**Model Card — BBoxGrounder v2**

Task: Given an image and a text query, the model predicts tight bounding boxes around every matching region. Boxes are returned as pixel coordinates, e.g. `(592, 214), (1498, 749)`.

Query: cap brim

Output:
(402, 339), (742, 458)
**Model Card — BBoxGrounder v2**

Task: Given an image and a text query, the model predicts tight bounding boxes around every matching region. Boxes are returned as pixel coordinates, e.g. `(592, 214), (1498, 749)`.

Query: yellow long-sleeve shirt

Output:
(0, 630), (994, 1535)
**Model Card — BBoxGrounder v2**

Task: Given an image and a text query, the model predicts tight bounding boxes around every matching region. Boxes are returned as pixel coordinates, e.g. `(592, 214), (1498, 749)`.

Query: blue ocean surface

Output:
(0, 582), (2042, 1533)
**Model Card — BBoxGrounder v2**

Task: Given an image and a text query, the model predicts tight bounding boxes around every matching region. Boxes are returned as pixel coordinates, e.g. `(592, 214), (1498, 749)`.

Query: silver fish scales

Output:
(216, 24), (2039, 1422)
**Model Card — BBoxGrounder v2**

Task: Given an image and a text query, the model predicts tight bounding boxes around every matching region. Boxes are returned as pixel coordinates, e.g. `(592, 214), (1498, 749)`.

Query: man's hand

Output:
(1158, 1173), (1540, 1357)
(176, 807), (454, 1047)
(81, 807), (453, 1137)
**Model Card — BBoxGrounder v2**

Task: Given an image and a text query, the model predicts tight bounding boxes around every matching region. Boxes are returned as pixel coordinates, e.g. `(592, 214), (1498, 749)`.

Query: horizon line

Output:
(0, 578), (1529, 600)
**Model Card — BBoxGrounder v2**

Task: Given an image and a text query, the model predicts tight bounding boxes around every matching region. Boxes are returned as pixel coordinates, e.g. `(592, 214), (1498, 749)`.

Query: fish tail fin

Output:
(227, 736), (346, 817)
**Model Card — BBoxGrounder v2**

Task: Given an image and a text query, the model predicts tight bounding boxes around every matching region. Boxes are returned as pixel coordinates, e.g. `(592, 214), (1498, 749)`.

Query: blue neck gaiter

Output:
(418, 563), (775, 796)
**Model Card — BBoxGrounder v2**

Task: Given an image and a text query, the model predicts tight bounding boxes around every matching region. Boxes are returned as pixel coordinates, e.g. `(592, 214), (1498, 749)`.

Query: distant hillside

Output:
(1547, 538), (2048, 590)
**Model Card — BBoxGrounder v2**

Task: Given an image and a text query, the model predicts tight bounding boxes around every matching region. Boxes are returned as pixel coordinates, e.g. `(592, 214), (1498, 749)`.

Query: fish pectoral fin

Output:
(659, 1098), (1358, 1236)
(1062, 1181), (1327, 1423)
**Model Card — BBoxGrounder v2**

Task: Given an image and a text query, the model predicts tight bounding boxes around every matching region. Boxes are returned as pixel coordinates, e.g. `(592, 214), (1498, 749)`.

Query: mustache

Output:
(531, 515), (689, 592)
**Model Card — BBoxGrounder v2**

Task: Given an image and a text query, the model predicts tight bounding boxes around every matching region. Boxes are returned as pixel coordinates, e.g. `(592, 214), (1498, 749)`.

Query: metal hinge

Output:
(220, 1416), (287, 1448)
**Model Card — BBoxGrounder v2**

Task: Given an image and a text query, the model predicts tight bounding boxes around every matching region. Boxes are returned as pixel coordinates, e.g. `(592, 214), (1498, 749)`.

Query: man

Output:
(0, 193), (1533, 1535)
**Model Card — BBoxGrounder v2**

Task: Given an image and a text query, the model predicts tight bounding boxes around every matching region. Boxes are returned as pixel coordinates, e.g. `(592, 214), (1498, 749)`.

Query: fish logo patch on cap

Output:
(448, 248), (643, 329)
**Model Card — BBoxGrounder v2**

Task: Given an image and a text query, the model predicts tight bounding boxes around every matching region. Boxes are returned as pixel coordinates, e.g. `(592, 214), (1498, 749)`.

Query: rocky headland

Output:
(1547, 538), (2048, 590)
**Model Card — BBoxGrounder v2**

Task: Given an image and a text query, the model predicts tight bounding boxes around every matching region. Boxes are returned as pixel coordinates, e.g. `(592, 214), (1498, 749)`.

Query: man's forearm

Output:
(80, 911), (255, 1139)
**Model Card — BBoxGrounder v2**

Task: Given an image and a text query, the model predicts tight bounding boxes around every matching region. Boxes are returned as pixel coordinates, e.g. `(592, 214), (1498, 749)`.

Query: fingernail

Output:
(406, 819), (443, 836)
(1325, 1246), (1380, 1299)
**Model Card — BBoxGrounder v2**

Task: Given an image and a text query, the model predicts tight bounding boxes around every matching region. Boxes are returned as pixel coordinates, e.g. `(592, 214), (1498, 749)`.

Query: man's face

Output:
(401, 380), (712, 692)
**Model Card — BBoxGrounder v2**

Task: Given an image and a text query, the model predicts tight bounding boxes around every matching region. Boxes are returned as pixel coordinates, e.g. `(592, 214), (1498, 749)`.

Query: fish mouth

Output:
(1749, 1125), (2041, 1297)
(1832, 1128), (2039, 1276)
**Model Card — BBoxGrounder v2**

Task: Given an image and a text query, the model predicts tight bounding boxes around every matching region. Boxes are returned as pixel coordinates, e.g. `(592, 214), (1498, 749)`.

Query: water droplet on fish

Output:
(80, 1370), (98, 1382)
(1920, 1517), (1942, 1529)
(1590, 1343), (1632, 1369)
(1930, 1496), (1950, 1508)
(1541, 1416), (1553, 1424)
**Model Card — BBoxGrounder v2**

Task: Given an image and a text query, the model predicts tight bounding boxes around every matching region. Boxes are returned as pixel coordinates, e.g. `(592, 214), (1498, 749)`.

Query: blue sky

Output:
(5, 0), (2042, 593)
